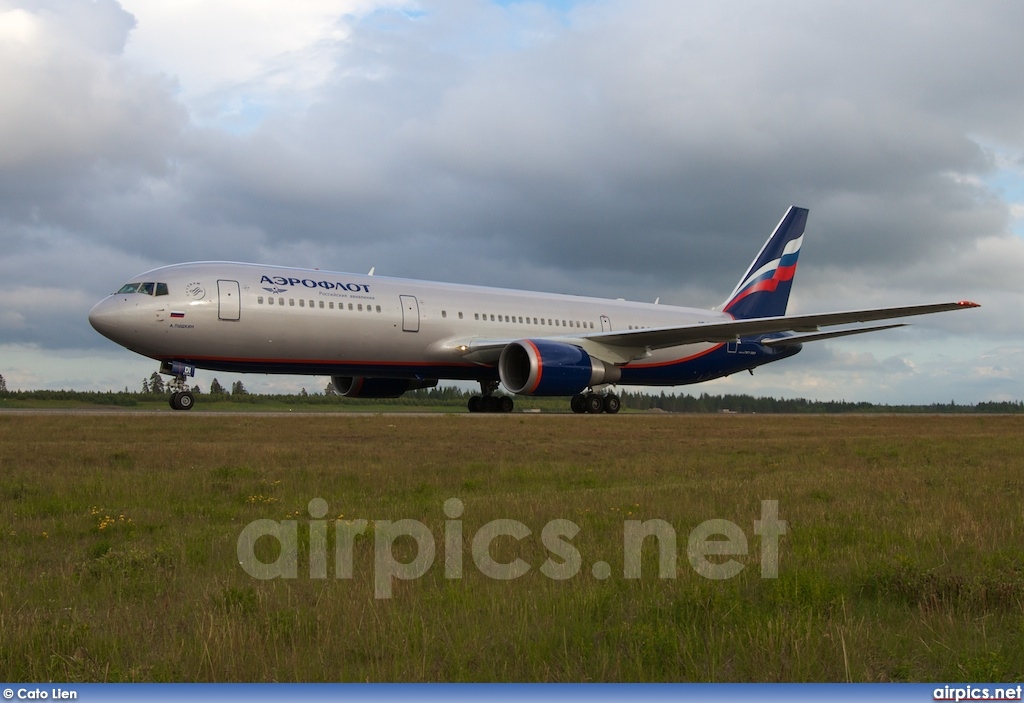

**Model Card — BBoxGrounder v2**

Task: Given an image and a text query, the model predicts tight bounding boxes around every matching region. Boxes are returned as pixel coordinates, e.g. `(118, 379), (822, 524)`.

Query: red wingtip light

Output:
(957, 300), (980, 308)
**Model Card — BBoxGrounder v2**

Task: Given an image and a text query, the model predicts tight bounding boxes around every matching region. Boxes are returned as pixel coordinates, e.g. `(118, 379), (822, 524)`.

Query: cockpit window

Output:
(116, 281), (169, 295)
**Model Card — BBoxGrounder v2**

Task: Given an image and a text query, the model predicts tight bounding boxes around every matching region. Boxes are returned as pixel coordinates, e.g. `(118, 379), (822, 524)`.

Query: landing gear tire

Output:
(570, 394), (588, 414)
(468, 395), (482, 413)
(603, 394), (621, 414)
(497, 396), (514, 413)
(585, 393), (605, 414)
(170, 391), (194, 411)
(177, 391), (194, 411)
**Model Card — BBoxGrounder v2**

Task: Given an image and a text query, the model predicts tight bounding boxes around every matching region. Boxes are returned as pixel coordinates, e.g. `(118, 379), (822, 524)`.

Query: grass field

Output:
(1, 413), (1022, 682)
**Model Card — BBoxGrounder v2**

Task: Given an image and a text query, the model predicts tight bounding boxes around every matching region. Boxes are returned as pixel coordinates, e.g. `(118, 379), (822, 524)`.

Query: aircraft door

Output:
(600, 315), (612, 331)
(400, 295), (420, 332)
(218, 280), (241, 321)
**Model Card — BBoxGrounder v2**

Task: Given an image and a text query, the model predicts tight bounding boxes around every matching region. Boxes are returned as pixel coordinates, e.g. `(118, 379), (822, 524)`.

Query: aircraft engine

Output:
(498, 340), (620, 396)
(331, 376), (438, 399)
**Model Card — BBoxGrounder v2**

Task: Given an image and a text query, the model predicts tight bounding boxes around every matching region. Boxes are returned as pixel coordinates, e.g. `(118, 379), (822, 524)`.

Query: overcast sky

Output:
(1, 0), (1022, 403)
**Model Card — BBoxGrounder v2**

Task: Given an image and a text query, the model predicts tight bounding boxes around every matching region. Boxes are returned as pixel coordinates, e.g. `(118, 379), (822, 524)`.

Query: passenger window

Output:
(474, 313), (479, 320)
(156, 283), (169, 296)
(278, 298), (284, 305)
(299, 299), (305, 307)
(348, 303), (354, 310)
(358, 304), (363, 311)
(458, 312), (463, 319)
(289, 299), (295, 306)
(376, 305), (381, 313)
(490, 314), (495, 321)
(258, 296), (264, 304)
(442, 310), (447, 318)
(329, 302), (334, 309)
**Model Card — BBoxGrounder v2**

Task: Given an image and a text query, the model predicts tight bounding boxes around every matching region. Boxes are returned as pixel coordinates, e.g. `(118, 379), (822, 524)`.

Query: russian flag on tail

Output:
(722, 207), (808, 319)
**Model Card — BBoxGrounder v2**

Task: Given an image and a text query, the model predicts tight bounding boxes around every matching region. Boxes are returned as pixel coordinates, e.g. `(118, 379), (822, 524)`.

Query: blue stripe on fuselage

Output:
(166, 340), (801, 388)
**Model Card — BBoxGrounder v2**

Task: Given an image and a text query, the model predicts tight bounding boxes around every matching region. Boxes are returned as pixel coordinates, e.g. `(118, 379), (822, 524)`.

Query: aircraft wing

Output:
(448, 301), (978, 364)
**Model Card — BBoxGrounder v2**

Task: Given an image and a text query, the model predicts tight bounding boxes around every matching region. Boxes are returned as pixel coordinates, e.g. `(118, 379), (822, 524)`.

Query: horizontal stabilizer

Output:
(761, 323), (908, 347)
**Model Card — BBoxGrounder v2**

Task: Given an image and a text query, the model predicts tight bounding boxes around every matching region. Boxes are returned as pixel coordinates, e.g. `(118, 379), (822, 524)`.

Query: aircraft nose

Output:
(88, 297), (120, 339)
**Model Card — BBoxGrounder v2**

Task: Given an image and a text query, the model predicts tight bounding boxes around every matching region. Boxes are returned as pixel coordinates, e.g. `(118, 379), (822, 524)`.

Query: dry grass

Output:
(1, 413), (1022, 681)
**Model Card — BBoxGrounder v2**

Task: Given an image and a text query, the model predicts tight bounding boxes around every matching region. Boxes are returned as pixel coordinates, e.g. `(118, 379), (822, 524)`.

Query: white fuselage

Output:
(88, 261), (746, 385)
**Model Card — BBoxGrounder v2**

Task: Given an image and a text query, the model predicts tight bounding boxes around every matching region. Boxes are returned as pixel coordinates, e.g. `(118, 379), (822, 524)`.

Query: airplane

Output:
(88, 206), (979, 413)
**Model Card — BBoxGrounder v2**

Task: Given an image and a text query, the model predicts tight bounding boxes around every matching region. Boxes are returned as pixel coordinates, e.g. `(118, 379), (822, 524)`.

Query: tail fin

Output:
(721, 206), (808, 319)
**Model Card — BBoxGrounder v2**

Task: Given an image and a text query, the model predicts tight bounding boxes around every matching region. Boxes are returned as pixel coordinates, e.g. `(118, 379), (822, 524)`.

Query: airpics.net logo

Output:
(236, 499), (787, 599)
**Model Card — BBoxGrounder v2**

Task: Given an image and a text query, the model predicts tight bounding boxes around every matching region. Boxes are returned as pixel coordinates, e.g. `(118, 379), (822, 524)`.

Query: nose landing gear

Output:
(169, 389), (195, 411)
(160, 360), (197, 411)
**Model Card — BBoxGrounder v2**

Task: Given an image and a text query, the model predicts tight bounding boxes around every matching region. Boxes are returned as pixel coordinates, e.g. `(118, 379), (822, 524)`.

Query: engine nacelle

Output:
(498, 340), (621, 396)
(331, 376), (438, 399)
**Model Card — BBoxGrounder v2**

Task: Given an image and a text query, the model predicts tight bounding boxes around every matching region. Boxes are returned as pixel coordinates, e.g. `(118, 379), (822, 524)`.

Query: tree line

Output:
(0, 372), (1021, 413)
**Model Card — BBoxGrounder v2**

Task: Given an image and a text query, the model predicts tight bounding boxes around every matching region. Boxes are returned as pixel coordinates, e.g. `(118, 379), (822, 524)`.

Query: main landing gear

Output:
(468, 381), (514, 413)
(469, 381), (622, 414)
(571, 392), (621, 414)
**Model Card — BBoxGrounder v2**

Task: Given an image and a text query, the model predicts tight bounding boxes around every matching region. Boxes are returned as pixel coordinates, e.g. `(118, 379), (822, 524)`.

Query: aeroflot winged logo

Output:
(260, 274), (371, 294)
(726, 234), (802, 309)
